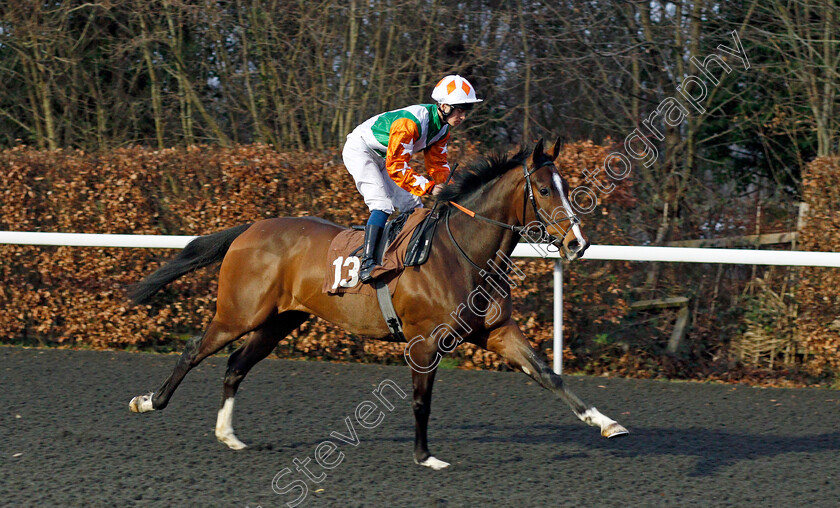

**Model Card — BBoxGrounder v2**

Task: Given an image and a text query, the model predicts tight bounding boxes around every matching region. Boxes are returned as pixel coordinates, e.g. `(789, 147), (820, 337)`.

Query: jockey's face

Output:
(441, 104), (467, 128)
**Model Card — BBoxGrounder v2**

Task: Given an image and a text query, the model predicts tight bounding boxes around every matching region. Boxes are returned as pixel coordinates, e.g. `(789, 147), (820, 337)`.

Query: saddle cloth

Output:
(323, 208), (431, 296)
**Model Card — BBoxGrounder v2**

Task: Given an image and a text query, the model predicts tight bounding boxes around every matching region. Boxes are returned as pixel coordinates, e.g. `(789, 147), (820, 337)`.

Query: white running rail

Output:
(0, 231), (197, 249)
(3, 231), (840, 374)
(510, 243), (840, 374)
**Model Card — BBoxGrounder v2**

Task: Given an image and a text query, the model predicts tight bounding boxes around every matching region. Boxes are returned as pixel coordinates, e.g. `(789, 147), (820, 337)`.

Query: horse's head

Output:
(520, 137), (590, 261)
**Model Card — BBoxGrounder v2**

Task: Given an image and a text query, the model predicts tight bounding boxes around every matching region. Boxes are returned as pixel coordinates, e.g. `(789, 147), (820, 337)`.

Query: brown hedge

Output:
(0, 142), (633, 369)
(796, 156), (840, 375)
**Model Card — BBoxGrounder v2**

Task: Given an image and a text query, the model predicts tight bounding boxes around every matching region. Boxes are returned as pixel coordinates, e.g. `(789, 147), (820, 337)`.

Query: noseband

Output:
(446, 159), (580, 271)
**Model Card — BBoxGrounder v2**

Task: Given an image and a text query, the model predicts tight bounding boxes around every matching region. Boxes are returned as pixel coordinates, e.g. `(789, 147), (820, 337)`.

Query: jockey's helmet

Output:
(431, 75), (483, 110)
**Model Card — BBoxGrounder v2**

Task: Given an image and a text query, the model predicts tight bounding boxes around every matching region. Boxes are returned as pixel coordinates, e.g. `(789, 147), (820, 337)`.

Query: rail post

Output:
(553, 259), (563, 374)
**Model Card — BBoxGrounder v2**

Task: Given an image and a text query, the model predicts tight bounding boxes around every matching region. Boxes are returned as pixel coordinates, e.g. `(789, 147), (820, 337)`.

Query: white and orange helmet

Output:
(431, 75), (483, 107)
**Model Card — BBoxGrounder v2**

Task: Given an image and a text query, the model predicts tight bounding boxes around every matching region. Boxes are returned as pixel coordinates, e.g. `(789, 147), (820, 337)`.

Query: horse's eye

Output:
(539, 187), (550, 196)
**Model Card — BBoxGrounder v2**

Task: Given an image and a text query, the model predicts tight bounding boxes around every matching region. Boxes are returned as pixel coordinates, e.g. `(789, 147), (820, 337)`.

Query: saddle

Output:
(405, 207), (440, 267)
(323, 208), (439, 296)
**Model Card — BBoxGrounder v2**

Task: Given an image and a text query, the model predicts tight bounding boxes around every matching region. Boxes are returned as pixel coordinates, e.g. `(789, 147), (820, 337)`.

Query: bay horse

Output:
(128, 138), (628, 470)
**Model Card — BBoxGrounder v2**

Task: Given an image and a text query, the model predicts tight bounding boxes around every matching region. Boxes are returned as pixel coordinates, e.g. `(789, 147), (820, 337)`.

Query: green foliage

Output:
(437, 358), (461, 370)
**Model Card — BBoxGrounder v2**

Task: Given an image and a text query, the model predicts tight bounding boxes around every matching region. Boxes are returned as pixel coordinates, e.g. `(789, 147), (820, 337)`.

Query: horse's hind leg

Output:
(129, 319), (248, 413)
(215, 311), (309, 450)
(485, 319), (628, 438)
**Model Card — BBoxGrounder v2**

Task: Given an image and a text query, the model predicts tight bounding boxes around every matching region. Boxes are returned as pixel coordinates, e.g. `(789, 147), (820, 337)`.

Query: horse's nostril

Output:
(567, 240), (580, 251)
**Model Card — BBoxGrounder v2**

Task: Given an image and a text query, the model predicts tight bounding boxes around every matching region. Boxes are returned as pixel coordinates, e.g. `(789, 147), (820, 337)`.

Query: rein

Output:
(445, 160), (580, 271)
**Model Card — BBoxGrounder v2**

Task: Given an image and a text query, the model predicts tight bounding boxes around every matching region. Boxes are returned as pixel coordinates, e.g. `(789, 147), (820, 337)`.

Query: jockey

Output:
(343, 75), (483, 283)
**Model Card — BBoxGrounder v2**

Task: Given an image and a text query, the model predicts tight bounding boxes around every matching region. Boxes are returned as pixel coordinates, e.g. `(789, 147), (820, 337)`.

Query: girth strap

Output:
(374, 279), (407, 341)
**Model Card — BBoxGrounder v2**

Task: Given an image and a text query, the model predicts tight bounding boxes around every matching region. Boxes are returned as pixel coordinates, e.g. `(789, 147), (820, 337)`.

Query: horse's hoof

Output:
(129, 393), (155, 413)
(415, 456), (450, 470)
(602, 423), (629, 438)
(216, 431), (248, 450)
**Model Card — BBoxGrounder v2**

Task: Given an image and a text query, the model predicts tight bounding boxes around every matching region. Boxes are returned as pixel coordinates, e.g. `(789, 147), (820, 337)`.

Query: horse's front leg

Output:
(405, 335), (450, 470)
(410, 368), (451, 469)
(484, 319), (628, 438)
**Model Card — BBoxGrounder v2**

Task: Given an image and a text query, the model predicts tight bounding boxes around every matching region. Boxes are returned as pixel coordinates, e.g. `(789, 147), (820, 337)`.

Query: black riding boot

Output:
(359, 223), (383, 283)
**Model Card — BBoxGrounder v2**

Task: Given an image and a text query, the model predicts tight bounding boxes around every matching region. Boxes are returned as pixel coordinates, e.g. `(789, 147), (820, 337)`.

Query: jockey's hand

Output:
(431, 184), (443, 196)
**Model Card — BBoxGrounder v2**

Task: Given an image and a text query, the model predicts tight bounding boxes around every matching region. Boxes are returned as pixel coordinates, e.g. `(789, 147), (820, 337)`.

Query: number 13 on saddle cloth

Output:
(323, 208), (431, 297)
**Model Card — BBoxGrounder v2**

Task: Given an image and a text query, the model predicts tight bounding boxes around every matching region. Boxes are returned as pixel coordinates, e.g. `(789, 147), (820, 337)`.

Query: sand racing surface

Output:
(2, 347), (839, 507)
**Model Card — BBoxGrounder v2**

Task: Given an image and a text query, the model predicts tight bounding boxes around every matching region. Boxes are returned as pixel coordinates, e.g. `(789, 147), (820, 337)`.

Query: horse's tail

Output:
(128, 224), (251, 305)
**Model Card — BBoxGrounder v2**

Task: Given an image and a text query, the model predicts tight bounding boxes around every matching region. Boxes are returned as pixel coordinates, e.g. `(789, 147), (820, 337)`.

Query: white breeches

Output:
(342, 134), (423, 214)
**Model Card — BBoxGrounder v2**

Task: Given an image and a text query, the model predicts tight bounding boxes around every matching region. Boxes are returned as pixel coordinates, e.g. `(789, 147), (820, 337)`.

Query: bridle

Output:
(446, 158), (581, 271)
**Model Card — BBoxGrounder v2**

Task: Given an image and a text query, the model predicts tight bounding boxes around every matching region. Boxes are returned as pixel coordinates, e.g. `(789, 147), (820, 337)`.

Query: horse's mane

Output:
(435, 147), (530, 206)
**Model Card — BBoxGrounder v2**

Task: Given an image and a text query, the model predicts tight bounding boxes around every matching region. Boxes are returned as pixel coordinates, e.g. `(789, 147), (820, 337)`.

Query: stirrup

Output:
(359, 257), (378, 283)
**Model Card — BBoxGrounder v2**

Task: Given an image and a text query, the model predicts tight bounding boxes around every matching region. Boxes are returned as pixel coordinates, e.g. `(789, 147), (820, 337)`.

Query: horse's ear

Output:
(550, 135), (565, 160)
(531, 138), (545, 165)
